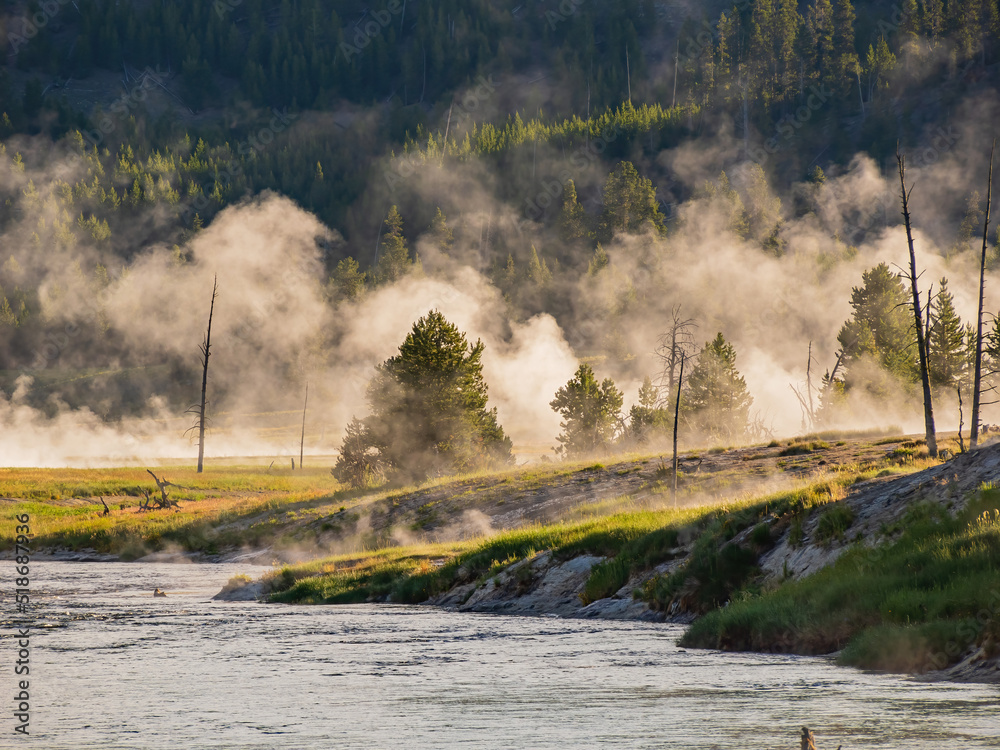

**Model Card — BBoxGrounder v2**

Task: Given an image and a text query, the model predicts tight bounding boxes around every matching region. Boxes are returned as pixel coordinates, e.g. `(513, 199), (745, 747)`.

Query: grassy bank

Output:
(255, 451), (1000, 677)
(3, 435), (908, 560)
(264, 459), (926, 611)
(681, 485), (1000, 673)
(0, 465), (343, 558)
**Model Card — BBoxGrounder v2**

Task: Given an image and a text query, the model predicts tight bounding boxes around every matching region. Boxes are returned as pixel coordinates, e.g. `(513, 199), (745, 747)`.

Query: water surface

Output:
(3, 561), (998, 749)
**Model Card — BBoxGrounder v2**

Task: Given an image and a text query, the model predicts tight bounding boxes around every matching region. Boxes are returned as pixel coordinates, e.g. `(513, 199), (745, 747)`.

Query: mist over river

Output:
(3, 561), (998, 749)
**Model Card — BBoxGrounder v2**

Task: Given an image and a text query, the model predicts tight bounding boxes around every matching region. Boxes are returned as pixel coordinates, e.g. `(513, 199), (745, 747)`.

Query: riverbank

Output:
(236, 438), (1000, 682)
(1, 431), (907, 561)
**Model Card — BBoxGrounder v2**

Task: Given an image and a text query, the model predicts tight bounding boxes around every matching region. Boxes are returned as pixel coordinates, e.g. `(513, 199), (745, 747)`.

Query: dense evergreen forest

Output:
(1, 0), (999, 448)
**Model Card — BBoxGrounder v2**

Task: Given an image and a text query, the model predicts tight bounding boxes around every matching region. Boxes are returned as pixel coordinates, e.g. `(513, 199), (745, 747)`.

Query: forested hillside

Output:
(1, 0), (999, 462)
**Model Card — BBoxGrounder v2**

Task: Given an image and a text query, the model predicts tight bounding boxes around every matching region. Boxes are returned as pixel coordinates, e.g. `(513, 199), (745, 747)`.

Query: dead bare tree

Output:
(790, 341), (818, 430)
(190, 275), (218, 473)
(972, 141), (995, 449)
(672, 353), (685, 508)
(146, 469), (181, 508)
(957, 385), (967, 453)
(655, 305), (697, 408)
(299, 382), (309, 470)
(897, 150), (937, 458)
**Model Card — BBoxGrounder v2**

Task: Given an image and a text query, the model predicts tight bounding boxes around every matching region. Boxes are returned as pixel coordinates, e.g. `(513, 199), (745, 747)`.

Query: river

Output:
(3, 561), (998, 749)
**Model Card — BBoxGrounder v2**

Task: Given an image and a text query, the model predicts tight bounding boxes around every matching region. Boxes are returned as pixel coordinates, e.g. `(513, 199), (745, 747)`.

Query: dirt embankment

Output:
(299, 436), (916, 552)
(405, 442), (1000, 683)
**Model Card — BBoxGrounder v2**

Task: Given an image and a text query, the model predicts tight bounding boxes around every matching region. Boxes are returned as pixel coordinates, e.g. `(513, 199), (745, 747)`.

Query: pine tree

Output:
(429, 207), (454, 254)
(527, 246), (552, 286)
(550, 363), (624, 456)
(832, 0), (859, 86)
(597, 161), (666, 241)
(329, 257), (366, 303)
(559, 179), (589, 242)
(837, 262), (915, 381)
(374, 206), (412, 285)
(355, 310), (514, 481)
(927, 278), (967, 389)
(588, 243), (609, 275)
(808, 0), (836, 85)
(628, 375), (666, 443)
(684, 333), (754, 441)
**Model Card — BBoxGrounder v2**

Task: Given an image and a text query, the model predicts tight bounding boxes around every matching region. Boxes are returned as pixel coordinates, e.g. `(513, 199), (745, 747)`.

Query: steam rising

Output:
(2, 95), (999, 467)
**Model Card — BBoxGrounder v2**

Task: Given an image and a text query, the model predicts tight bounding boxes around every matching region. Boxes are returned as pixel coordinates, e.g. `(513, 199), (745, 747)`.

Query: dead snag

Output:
(897, 149), (937, 457)
(99, 497), (110, 516)
(972, 141), (995, 449)
(190, 275), (218, 473)
(672, 353), (685, 508)
(145, 470), (180, 509)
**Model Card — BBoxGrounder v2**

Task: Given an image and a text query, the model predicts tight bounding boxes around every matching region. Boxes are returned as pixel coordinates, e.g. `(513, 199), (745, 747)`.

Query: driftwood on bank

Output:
(139, 470), (181, 510)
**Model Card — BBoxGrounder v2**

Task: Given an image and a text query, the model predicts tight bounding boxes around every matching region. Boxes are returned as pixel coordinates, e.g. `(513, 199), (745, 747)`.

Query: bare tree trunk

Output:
(897, 152), (937, 457)
(805, 341), (815, 425)
(972, 141), (995, 449)
(672, 353), (685, 508)
(299, 382), (308, 470)
(957, 385), (966, 453)
(197, 275), (218, 473)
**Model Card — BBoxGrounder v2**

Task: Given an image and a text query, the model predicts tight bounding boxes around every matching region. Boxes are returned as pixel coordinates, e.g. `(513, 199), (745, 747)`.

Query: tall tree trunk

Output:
(299, 382), (309, 470)
(197, 275), (218, 473)
(971, 141), (995, 449)
(897, 152), (937, 457)
(672, 353), (685, 508)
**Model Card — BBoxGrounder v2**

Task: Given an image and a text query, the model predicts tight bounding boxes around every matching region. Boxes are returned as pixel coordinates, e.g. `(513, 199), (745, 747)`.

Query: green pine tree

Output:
(685, 333), (754, 442)
(559, 179), (589, 243)
(374, 206), (412, 285)
(356, 310), (514, 482)
(928, 278), (967, 389)
(550, 363), (624, 456)
(597, 161), (666, 241)
(837, 263), (915, 382)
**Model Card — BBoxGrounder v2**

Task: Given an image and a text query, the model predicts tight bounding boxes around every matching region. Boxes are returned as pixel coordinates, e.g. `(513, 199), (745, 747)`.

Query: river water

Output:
(2, 561), (998, 749)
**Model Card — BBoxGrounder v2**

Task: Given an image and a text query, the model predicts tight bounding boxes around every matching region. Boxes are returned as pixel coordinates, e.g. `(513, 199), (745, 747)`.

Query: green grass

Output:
(680, 490), (1000, 673)
(270, 505), (718, 605)
(269, 467), (901, 612)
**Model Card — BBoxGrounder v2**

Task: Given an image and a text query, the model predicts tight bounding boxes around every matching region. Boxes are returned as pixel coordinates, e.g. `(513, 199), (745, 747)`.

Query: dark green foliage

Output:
(550, 364), (624, 456)
(559, 180), (589, 243)
(682, 490), (1000, 671)
(927, 278), (967, 389)
(373, 206), (413, 285)
(835, 263), (916, 395)
(328, 257), (367, 303)
(628, 375), (669, 444)
(597, 161), (665, 241)
(341, 310), (513, 484)
(332, 417), (384, 488)
(684, 333), (753, 442)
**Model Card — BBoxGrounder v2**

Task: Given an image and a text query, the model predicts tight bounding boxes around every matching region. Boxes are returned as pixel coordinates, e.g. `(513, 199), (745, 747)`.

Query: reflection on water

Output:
(3, 562), (998, 749)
